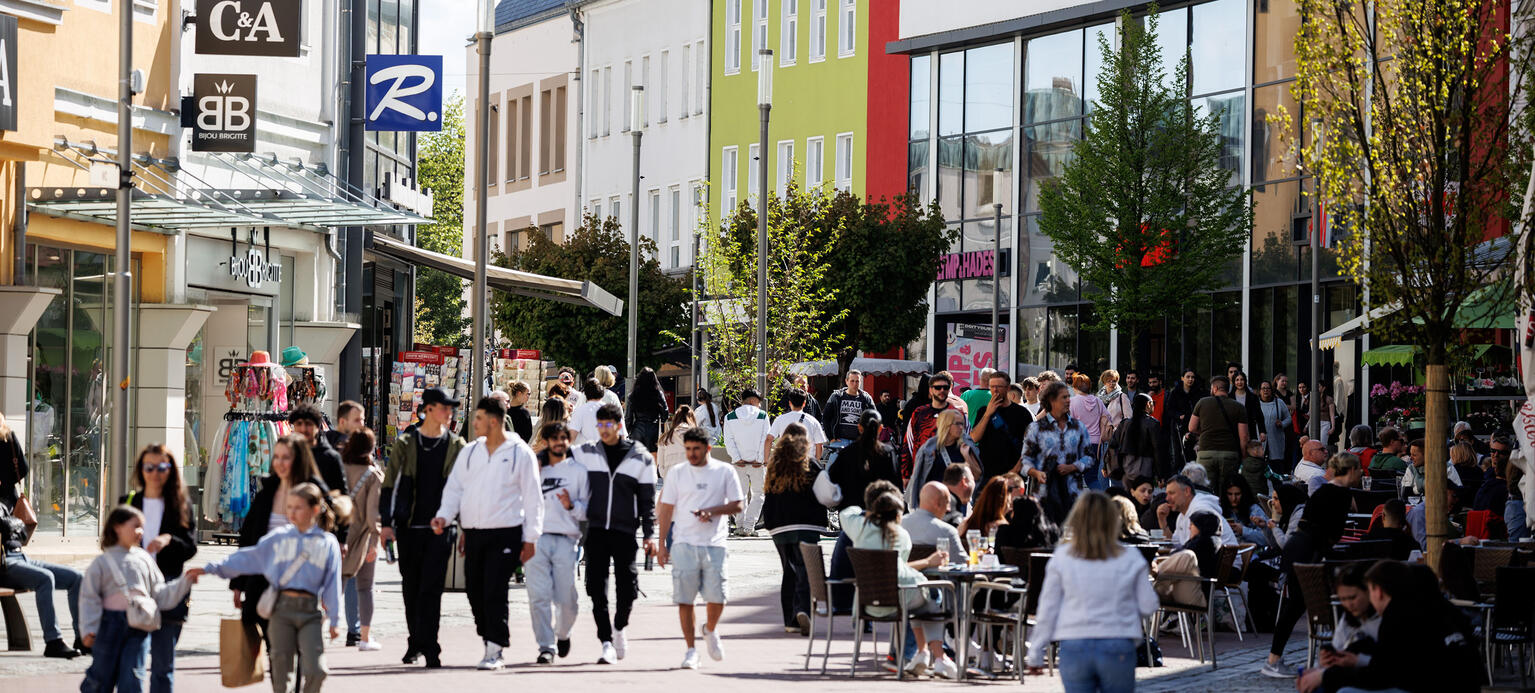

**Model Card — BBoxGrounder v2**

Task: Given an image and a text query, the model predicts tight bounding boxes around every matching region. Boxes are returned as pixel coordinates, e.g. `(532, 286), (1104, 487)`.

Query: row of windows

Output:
(589, 40), (708, 138)
(726, 0), (855, 74)
(720, 133), (852, 211)
(587, 182), (705, 269)
(484, 84), (569, 187)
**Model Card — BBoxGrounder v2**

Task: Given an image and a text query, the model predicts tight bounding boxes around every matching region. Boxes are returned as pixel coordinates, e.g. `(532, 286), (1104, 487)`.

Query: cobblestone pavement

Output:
(0, 537), (1326, 692)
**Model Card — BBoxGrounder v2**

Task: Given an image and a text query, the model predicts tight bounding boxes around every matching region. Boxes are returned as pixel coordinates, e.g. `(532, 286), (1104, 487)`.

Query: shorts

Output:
(671, 542), (728, 605)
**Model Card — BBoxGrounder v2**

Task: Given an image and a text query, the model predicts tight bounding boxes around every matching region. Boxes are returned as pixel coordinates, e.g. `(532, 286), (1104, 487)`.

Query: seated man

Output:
(902, 482), (964, 552)
(1326, 562), (1381, 665)
(1364, 500), (1421, 560)
(0, 512), (84, 658)
(941, 464), (974, 528)
(1369, 428), (1407, 474)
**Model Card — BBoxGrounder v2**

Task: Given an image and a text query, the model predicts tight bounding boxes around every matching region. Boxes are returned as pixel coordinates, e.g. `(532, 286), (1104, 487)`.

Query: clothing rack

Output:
(223, 411), (291, 422)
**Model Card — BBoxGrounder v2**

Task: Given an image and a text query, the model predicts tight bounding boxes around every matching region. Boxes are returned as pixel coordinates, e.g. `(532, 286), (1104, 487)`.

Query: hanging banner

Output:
(365, 55), (443, 132)
(0, 14), (16, 132)
(192, 74), (257, 152)
(195, 0), (303, 57)
(945, 323), (1009, 390)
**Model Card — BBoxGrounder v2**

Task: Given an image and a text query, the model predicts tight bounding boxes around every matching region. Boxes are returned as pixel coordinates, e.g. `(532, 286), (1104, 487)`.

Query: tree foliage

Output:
(413, 95), (469, 346)
(700, 182), (847, 407)
(490, 214), (690, 374)
(1037, 9), (1252, 368)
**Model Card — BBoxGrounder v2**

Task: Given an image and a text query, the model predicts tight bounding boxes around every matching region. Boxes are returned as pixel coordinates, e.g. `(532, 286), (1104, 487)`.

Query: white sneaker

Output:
(477, 642), (504, 670)
(613, 629), (628, 660)
(1259, 660), (1296, 678)
(598, 642), (617, 664)
(357, 639), (383, 652)
(933, 655), (959, 680)
(904, 650), (931, 677)
(680, 648), (701, 670)
(703, 627), (724, 661)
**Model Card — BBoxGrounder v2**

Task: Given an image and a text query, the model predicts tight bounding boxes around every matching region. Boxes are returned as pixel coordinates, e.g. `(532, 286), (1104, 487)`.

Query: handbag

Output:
(102, 550), (162, 632)
(812, 458), (841, 509)
(220, 617), (265, 687)
(10, 453), (36, 544)
(256, 538), (314, 620)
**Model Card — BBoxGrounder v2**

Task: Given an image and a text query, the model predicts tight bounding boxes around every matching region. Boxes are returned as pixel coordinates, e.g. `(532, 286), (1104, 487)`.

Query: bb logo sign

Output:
(192, 74), (257, 152)
(195, 0), (302, 57)
(0, 15), (16, 133)
(229, 247), (283, 289)
(365, 55), (443, 132)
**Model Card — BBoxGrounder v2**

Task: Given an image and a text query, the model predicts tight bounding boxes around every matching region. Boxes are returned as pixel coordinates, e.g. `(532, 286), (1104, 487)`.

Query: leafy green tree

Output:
(490, 214), (690, 373)
(1038, 9), (1251, 368)
(413, 95), (469, 346)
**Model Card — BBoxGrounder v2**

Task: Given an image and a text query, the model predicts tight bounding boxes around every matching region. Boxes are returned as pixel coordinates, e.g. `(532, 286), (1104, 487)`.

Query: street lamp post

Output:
(990, 168), (1003, 371)
(757, 49), (772, 397)
(628, 86), (645, 387)
(1309, 119), (1322, 440)
(110, 0), (134, 500)
(470, 0), (494, 405)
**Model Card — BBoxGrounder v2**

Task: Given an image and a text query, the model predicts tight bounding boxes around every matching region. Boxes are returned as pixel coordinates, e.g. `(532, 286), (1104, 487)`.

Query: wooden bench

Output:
(0, 587), (33, 651)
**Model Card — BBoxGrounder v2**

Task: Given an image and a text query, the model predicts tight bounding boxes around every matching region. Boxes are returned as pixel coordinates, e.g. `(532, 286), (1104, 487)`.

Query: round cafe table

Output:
(922, 563), (1021, 679)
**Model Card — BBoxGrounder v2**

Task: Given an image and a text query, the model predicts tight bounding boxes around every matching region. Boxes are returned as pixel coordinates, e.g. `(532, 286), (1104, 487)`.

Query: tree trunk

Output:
(1423, 362), (1450, 574)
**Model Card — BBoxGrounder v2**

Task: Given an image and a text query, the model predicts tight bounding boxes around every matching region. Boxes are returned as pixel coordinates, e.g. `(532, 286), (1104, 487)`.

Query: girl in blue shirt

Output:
(188, 483), (342, 693)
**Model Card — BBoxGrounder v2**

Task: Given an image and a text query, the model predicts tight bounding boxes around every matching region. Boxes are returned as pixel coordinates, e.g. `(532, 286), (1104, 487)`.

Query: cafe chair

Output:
(1154, 570), (1220, 669)
(973, 579), (1030, 683)
(1214, 544), (1257, 640)
(909, 544), (937, 563)
(799, 541), (852, 675)
(846, 548), (957, 680)
(1292, 563), (1338, 669)
(1489, 566), (1535, 687)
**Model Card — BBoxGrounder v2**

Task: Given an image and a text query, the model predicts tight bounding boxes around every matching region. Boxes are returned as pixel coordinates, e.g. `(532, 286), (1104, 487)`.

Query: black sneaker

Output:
(557, 639), (571, 658)
(402, 648), (420, 665)
(515, 567), (525, 585)
(536, 651), (555, 664)
(73, 637), (92, 656)
(45, 639), (80, 659)
(346, 632), (360, 647)
(424, 655), (442, 669)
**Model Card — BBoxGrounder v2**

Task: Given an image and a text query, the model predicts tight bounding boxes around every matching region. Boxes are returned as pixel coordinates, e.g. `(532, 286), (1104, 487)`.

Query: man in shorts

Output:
(656, 428), (745, 669)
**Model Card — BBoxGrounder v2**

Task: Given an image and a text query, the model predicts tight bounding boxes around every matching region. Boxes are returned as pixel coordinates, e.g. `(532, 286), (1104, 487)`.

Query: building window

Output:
(588, 69), (600, 138)
(754, 0), (768, 71)
(612, 196), (623, 233)
(593, 201), (603, 224)
(723, 146), (739, 212)
(623, 60), (633, 131)
(782, 0), (798, 65)
(806, 136), (824, 187)
(670, 187), (681, 243)
(650, 190), (662, 249)
(727, 0), (742, 74)
(777, 140), (794, 195)
(838, 0), (855, 57)
(811, 0), (826, 62)
(747, 143), (761, 201)
(659, 51), (669, 123)
(505, 97), (518, 182)
(834, 132), (852, 191)
(520, 95), (532, 179)
(641, 55), (651, 127)
(695, 41), (707, 114)
(603, 66), (613, 135)
(540, 89), (553, 175)
(488, 103), (499, 185)
(681, 44), (692, 119)
(554, 86), (567, 171)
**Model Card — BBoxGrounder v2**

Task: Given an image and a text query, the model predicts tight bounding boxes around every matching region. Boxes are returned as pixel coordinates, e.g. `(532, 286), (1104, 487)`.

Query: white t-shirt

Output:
(571, 401), (627, 444)
(141, 497), (165, 549)
(659, 460), (744, 548)
(770, 410), (827, 445)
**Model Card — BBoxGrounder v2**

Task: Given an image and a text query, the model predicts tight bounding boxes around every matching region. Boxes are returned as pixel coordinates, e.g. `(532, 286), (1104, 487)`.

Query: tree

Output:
(413, 95), (469, 346)
(821, 192), (954, 370)
(699, 181), (847, 408)
(1037, 9), (1252, 368)
(1285, 0), (1535, 566)
(490, 214), (690, 374)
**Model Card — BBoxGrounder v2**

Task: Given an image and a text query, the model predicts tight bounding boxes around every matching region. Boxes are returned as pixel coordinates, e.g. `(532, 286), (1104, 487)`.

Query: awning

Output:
(189, 189), (428, 228)
(368, 233), (623, 316)
(1318, 281), (1515, 350)
(26, 187), (278, 232)
(788, 360), (838, 377)
(1362, 344), (1505, 366)
(850, 357), (933, 376)
(1316, 304), (1398, 350)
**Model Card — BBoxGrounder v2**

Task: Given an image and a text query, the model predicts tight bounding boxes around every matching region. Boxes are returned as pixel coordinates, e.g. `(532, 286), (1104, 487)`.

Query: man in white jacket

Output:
(432, 396), (545, 671)
(1156, 473), (1238, 547)
(722, 388), (771, 537)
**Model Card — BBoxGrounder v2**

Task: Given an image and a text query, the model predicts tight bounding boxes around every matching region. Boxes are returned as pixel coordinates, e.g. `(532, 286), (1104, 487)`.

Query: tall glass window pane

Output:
(960, 218), (1011, 310)
(1048, 306), (1078, 371)
(1254, 0), (1300, 83)
(399, 0), (414, 53)
(367, 0), (379, 53)
(381, 0), (397, 55)
(1022, 119), (1080, 212)
(1252, 181), (1302, 285)
(962, 130), (1013, 218)
(911, 54), (931, 140)
(964, 43), (1013, 133)
(1195, 92), (1244, 185)
(938, 51), (963, 137)
(1252, 82), (1300, 184)
(1191, 0), (1244, 95)
(1083, 22), (1114, 113)
(908, 141), (929, 196)
(1151, 6), (1187, 91)
(937, 136), (962, 220)
(1024, 29), (1082, 124)
(1022, 215), (1079, 305)
(1016, 306), (1048, 374)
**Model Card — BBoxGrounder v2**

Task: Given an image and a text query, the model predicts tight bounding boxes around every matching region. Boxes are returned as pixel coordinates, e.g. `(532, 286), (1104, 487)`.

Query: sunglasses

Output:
(143, 462), (173, 473)
(931, 385), (951, 391)
(595, 422), (621, 430)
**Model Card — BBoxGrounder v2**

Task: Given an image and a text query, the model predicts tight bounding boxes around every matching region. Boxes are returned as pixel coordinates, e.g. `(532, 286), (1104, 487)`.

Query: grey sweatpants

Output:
(268, 594), (327, 693)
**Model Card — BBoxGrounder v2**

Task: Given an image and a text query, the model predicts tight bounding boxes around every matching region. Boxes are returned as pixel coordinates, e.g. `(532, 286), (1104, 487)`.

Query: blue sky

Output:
(419, 0), (476, 101)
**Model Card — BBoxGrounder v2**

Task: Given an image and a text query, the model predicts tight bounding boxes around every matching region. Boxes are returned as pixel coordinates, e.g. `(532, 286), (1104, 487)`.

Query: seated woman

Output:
(1220, 475), (1271, 548)
(1001, 475), (1059, 550)
(840, 480), (955, 678)
(1151, 512), (1221, 607)
(958, 477), (1012, 550)
(1112, 495), (1151, 543)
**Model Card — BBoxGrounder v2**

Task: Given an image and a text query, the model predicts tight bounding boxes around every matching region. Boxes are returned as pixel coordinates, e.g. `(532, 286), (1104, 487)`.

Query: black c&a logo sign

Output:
(195, 0), (302, 57)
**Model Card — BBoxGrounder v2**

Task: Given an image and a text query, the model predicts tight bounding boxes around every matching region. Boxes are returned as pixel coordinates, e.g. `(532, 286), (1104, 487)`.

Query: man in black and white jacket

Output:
(571, 403), (658, 665)
(432, 397), (544, 671)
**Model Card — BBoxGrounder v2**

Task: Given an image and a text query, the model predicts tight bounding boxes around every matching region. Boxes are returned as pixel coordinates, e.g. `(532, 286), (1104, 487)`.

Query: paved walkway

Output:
(3, 536), (1308, 692)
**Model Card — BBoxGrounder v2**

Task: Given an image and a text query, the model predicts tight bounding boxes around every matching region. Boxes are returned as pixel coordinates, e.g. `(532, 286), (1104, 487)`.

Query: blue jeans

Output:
(1057, 638), (1137, 693)
(1507, 499), (1529, 541)
(1, 553), (82, 643)
(148, 601), (187, 693)
(343, 577), (360, 636)
(80, 610), (149, 693)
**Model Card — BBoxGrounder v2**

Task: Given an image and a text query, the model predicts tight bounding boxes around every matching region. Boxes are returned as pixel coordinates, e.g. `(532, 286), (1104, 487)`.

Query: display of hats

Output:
(281, 345), (309, 367)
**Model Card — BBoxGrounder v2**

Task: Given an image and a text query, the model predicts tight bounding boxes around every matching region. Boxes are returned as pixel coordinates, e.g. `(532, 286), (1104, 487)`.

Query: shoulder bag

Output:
(103, 551), (161, 631)
(256, 537), (314, 620)
(10, 451), (36, 544)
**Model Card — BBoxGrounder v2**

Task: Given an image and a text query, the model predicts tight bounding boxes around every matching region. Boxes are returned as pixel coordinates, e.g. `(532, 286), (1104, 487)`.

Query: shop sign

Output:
(382, 171), (433, 216)
(228, 245), (283, 289)
(936, 249), (1009, 282)
(214, 345), (249, 390)
(365, 55), (443, 131)
(192, 74), (257, 152)
(0, 14), (16, 132)
(187, 234), (281, 296)
(195, 0), (302, 57)
(945, 323), (1009, 390)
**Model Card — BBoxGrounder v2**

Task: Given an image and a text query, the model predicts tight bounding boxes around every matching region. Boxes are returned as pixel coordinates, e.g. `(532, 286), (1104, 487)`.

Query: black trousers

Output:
(584, 528), (638, 643)
(772, 531), (818, 627)
(463, 526), (524, 648)
(1269, 529), (1319, 657)
(398, 528), (452, 657)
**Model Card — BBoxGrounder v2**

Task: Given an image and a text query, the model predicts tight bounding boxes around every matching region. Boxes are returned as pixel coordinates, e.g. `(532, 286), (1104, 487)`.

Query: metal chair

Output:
(1154, 566), (1220, 669)
(1490, 566), (1535, 687)
(799, 541), (852, 675)
(1292, 563), (1338, 669)
(846, 547), (957, 680)
(1214, 544), (1257, 640)
(972, 579), (1029, 682)
(1020, 552), (1056, 674)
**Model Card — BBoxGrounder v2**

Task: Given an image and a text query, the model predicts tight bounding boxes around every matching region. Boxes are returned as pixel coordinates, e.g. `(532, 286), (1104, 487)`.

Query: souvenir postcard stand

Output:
(390, 346), (467, 442)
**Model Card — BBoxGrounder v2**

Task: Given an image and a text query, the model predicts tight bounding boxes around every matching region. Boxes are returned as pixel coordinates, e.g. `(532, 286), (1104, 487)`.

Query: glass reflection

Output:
(1023, 119), (1080, 212)
(1152, 6), (1188, 90)
(965, 43), (1014, 133)
(939, 51), (964, 137)
(937, 136), (963, 220)
(1024, 29), (1082, 124)
(1195, 93), (1245, 186)
(1084, 22), (1115, 113)
(912, 54), (931, 140)
(962, 131), (1013, 218)
(1191, 0), (1244, 95)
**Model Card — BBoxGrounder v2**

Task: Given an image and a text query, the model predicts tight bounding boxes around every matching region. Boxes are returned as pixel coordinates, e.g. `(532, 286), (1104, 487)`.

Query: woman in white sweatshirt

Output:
(1025, 491), (1158, 692)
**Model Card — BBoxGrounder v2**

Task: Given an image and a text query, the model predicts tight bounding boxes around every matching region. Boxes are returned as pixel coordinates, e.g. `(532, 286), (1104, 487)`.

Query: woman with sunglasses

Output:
(120, 443), (197, 692)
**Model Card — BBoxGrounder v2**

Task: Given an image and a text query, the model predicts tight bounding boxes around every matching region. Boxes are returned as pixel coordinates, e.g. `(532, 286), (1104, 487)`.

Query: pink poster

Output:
(945, 323), (1009, 390)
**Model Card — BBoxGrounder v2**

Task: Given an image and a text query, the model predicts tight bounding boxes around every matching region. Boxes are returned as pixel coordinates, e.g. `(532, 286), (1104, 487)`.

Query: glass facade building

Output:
(906, 0), (1355, 387)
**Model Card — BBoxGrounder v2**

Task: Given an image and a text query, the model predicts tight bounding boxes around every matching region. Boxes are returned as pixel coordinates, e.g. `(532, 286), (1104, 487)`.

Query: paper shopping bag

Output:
(220, 617), (265, 688)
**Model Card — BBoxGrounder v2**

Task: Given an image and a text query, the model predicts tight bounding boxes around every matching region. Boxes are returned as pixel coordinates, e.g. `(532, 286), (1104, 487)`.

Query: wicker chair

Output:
(909, 544), (937, 563)
(1214, 544), (1257, 640)
(1473, 547), (1517, 596)
(799, 541), (852, 675)
(1291, 563), (1338, 668)
(846, 547), (957, 679)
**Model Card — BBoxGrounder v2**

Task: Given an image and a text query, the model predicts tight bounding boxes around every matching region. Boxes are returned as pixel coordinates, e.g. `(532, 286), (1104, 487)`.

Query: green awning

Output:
(1451, 281), (1515, 330)
(1362, 345), (1420, 366)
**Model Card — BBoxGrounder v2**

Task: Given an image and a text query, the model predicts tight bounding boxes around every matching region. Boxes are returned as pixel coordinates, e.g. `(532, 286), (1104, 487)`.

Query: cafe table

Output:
(922, 562), (1021, 680)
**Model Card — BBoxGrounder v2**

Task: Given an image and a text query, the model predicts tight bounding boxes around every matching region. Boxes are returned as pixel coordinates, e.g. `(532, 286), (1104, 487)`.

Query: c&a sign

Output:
(365, 55), (443, 132)
(192, 74), (257, 152)
(195, 0), (302, 57)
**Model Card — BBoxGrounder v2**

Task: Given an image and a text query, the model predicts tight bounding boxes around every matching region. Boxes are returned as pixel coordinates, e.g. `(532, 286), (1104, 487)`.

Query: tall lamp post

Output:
(110, 0), (134, 500)
(1309, 119), (1322, 440)
(470, 0), (494, 405)
(990, 168), (1003, 371)
(627, 85), (645, 387)
(756, 49), (772, 397)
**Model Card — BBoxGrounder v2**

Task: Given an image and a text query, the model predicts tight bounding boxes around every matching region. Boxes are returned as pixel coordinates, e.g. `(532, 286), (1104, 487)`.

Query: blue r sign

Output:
(365, 55), (443, 132)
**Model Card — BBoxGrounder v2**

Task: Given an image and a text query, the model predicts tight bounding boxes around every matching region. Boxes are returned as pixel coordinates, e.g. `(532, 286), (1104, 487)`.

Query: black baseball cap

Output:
(421, 386), (461, 408)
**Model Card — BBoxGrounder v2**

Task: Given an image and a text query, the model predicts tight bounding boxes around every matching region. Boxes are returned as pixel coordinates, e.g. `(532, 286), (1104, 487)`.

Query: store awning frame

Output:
(368, 233), (623, 316)
(26, 186), (280, 232)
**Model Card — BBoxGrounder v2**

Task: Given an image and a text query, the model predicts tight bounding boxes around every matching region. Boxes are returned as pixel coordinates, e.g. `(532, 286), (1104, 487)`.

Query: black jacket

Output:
(508, 406), (533, 442)
(998, 496), (1058, 549)
(1322, 597), (1481, 693)
(822, 390), (875, 441)
(762, 468), (828, 535)
(0, 434), (25, 514)
(574, 438), (657, 540)
(310, 437), (347, 494)
(826, 443), (901, 511)
(121, 492), (197, 579)
(234, 474), (330, 593)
